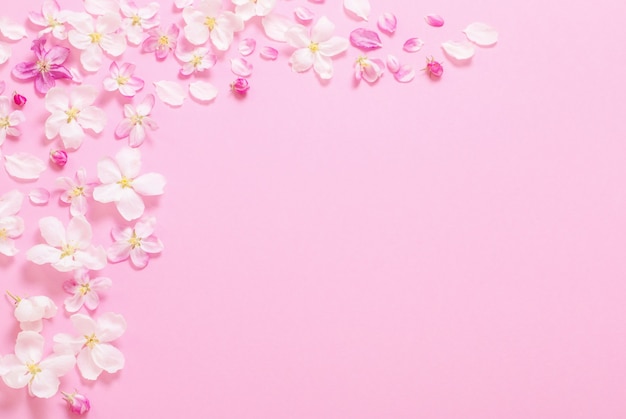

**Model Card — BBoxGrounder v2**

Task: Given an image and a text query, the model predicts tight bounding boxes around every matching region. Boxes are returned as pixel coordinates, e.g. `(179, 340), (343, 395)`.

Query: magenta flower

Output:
(12, 38), (72, 94)
(62, 390), (91, 414)
(230, 78), (249, 95)
(141, 24), (179, 60)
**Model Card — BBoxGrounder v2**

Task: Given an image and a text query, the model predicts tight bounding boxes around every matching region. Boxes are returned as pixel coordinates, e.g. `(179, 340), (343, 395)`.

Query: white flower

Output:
(56, 168), (92, 217)
(28, 0), (69, 40)
(93, 147), (166, 220)
(114, 94), (158, 148)
(0, 96), (25, 146)
(175, 45), (216, 76)
(63, 269), (112, 313)
(232, 0), (276, 21)
(67, 12), (126, 72)
(26, 215), (107, 272)
(1, 331), (75, 398)
(0, 17), (27, 64)
(108, 216), (164, 269)
(53, 313), (126, 380)
(6, 293), (57, 332)
(120, 0), (160, 45)
(0, 190), (25, 257)
(182, 0), (244, 50)
(286, 16), (349, 80)
(44, 85), (106, 150)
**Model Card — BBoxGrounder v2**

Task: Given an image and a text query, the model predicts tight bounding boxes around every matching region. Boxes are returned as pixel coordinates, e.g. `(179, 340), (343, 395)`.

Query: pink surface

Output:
(2, 0), (626, 418)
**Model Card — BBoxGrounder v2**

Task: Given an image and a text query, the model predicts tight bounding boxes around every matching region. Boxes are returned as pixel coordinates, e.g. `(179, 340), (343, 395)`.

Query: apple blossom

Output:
(67, 12), (126, 72)
(0, 190), (25, 257)
(182, 0), (244, 50)
(6, 292), (57, 332)
(232, 0), (277, 21)
(0, 96), (25, 146)
(114, 94), (158, 148)
(141, 24), (179, 60)
(26, 215), (107, 272)
(63, 269), (112, 313)
(107, 217), (164, 269)
(11, 38), (72, 94)
(175, 44), (217, 76)
(120, 0), (160, 45)
(62, 390), (91, 415)
(354, 56), (385, 83)
(56, 168), (93, 217)
(28, 0), (69, 40)
(103, 62), (144, 97)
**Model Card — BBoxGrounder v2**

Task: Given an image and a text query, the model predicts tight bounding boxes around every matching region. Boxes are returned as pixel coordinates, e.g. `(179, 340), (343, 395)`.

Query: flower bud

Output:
(62, 391), (91, 415)
(50, 149), (68, 167)
(425, 57), (444, 78)
(230, 78), (249, 95)
(13, 91), (27, 106)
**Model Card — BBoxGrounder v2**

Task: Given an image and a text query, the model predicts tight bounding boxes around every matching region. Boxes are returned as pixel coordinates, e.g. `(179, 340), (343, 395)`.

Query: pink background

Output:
(2, 0), (626, 418)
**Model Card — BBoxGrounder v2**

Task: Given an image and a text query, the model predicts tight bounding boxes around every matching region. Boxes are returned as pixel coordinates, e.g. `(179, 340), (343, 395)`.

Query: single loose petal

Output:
(394, 64), (415, 83)
(425, 14), (444, 27)
(294, 7), (314, 24)
(344, 0), (370, 21)
(189, 82), (218, 103)
(386, 54), (400, 73)
(349, 28), (382, 50)
(29, 188), (50, 205)
(154, 81), (186, 107)
(441, 40), (475, 60)
(0, 17), (27, 40)
(377, 12), (397, 34)
(403, 37), (424, 52)
(238, 38), (256, 56)
(5, 153), (47, 180)
(262, 14), (293, 42)
(230, 58), (253, 77)
(260, 46), (278, 60)
(463, 22), (498, 46)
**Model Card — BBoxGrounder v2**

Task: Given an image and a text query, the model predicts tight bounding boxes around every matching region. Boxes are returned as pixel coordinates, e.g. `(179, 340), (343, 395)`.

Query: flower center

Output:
(71, 186), (85, 197)
(158, 35), (170, 46)
(84, 333), (99, 349)
(117, 177), (133, 188)
(65, 107), (80, 123)
(0, 116), (9, 128)
(131, 15), (142, 26)
(79, 283), (91, 296)
(191, 55), (202, 67)
(308, 42), (319, 52)
(0, 228), (7, 240)
(47, 16), (60, 28)
(131, 114), (144, 125)
(36, 59), (50, 73)
(27, 362), (42, 378)
(204, 17), (216, 30)
(89, 32), (102, 43)
(60, 244), (76, 258)
(116, 75), (129, 85)
(128, 232), (142, 249)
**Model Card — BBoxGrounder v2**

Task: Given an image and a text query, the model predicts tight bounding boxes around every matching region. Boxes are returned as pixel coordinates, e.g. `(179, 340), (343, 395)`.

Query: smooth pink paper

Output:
(2, 0), (626, 418)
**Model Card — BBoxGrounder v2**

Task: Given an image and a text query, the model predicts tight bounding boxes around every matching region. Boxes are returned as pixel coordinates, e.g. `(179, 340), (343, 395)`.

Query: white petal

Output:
(39, 354), (75, 376)
(93, 183), (123, 203)
(175, 0), (193, 8)
(84, 0), (119, 16)
(77, 106), (106, 133)
(344, 0), (371, 21)
(29, 370), (60, 398)
(71, 313), (97, 335)
(26, 244), (62, 265)
(66, 215), (92, 248)
(97, 312), (127, 341)
(154, 81), (186, 107)
(96, 156), (122, 184)
(29, 188), (50, 205)
(4, 152), (47, 180)
(463, 22), (498, 46)
(441, 40), (475, 60)
(133, 173), (166, 195)
(294, 7), (314, 24)
(238, 38), (256, 56)
(115, 146), (142, 178)
(0, 43), (11, 65)
(0, 17), (27, 40)
(262, 14), (294, 42)
(15, 331), (45, 363)
(117, 188), (145, 220)
(230, 57), (253, 77)
(189, 81), (218, 103)
(92, 343), (124, 373)
(77, 348), (102, 380)
(0, 189), (24, 217)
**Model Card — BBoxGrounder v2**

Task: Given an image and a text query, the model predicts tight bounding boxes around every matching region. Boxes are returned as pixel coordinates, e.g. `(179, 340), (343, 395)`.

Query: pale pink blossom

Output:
(103, 62), (144, 97)
(62, 390), (91, 415)
(141, 24), (179, 60)
(107, 217), (163, 269)
(53, 313), (126, 381)
(0, 331), (75, 398)
(26, 215), (107, 273)
(0, 96), (25, 146)
(63, 269), (112, 313)
(182, 0), (244, 50)
(0, 190), (25, 257)
(28, 0), (69, 40)
(175, 43), (217, 76)
(44, 85), (106, 150)
(115, 94), (158, 147)
(232, 0), (277, 21)
(354, 56), (384, 83)
(67, 12), (126, 72)
(286, 17), (348, 80)
(56, 168), (93, 217)
(93, 147), (166, 221)
(6, 292), (57, 332)
(120, 0), (160, 45)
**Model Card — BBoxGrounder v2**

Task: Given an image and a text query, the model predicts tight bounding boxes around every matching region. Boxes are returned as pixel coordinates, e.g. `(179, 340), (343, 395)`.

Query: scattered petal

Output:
(5, 152), (47, 180)
(260, 46), (278, 60)
(262, 14), (294, 42)
(394, 64), (415, 83)
(189, 82), (218, 103)
(238, 38), (256, 56)
(463, 22), (498, 46)
(29, 188), (50, 205)
(294, 7), (314, 24)
(424, 14), (444, 27)
(350, 28), (382, 50)
(403, 37), (424, 52)
(153, 81), (186, 107)
(230, 58), (253, 77)
(344, 0), (371, 21)
(386, 54), (400, 73)
(441, 40), (475, 60)
(377, 12), (397, 34)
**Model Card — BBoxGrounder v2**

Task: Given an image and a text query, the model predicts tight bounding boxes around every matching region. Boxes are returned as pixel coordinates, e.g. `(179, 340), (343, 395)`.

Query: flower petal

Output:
(262, 14), (294, 42)
(463, 22), (498, 46)
(386, 54), (400, 73)
(117, 188), (145, 220)
(92, 343), (124, 373)
(0, 190), (24, 217)
(424, 14), (444, 27)
(15, 331), (45, 364)
(189, 81), (218, 103)
(349, 28), (382, 50)
(294, 7), (314, 24)
(77, 106), (106, 133)
(77, 348), (102, 380)
(133, 173), (166, 196)
(0, 17), (27, 40)
(29, 188), (50, 205)
(29, 370), (60, 398)
(26, 244), (62, 265)
(4, 152), (47, 180)
(260, 46), (278, 60)
(238, 38), (256, 56)
(394, 64), (415, 83)
(130, 247), (149, 268)
(377, 12), (397, 34)
(403, 37), (424, 53)
(441, 40), (475, 60)
(107, 241), (130, 263)
(66, 215), (92, 248)
(97, 312), (127, 341)
(154, 81), (186, 107)
(230, 57), (253, 77)
(344, 0), (370, 21)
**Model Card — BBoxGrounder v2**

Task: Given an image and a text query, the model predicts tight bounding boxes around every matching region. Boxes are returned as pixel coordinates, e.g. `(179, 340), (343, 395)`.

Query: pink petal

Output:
(107, 241), (131, 263)
(403, 37), (424, 53)
(130, 247), (149, 268)
(29, 188), (50, 205)
(424, 14), (444, 27)
(238, 38), (256, 56)
(386, 54), (400, 73)
(189, 81), (218, 103)
(344, 0), (371, 21)
(441, 40), (475, 60)
(261, 14), (293, 42)
(294, 7), (314, 24)
(153, 81), (186, 107)
(349, 28), (382, 50)
(463, 22), (498, 46)
(260, 46), (278, 60)
(377, 12), (397, 34)
(394, 64), (415, 83)
(4, 152), (47, 180)
(230, 58), (253, 77)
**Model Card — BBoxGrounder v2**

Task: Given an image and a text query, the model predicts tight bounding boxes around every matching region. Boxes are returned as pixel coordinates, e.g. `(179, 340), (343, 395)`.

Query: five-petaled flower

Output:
(114, 94), (158, 148)
(56, 168), (93, 217)
(175, 43), (217, 76)
(107, 216), (164, 269)
(182, 0), (244, 51)
(67, 12), (126, 72)
(63, 268), (112, 313)
(28, 0), (69, 40)
(0, 190), (25, 257)
(120, 0), (160, 46)
(354, 56), (385, 83)
(103, 61), (144, 97)
(232, 0), (277, 21)
(141, 24), (179, 60)
(12, 38), (72, 94)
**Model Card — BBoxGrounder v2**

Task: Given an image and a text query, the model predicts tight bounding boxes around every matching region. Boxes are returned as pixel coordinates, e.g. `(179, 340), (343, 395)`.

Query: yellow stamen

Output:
(0, 117), (9, 128)
(308, 42), (319, 52)
(36, 60), (50, 73)
(191, 55), (202, 67)
(131, 114), (144, 126)
(60, 244), (76, 259)
(0, 228), (7, 240)
(47, 16), (60, 28)
(65, 107), (80, 123)
(117, 177), (133, 188)
(131, 15), (142, 26)
(84, 333), (99, 349)
(204, 17), (216, 30)
(89, 32), (102, 44)
(6, 290), (21, 304)
(27, 363), (42, 378)
(79, 283), (91, 296)
(116, 75), (129, 85)
(128, 231), (142, 249)
(71, 186), (85, 198)
(356, 56), (369, 67)
(158, 35), (169, 46)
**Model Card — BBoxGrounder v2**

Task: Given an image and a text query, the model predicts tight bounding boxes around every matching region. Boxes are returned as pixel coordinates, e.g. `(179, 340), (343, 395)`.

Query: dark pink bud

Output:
(230, 78), (249, 95)
(50, 149), (68, 167)
(424, 57), (443, 78)
(62, 391), (91, 415)
(13, 91), (27, 106)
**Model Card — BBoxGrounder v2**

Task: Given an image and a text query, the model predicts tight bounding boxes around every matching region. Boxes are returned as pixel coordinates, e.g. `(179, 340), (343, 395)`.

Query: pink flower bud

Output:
(50, 149), (68, 167)
(13, 91), (27, 106)
(230, 78), (249, 95)
(424, 57), (444, 78)
(62, 391), (91, 415)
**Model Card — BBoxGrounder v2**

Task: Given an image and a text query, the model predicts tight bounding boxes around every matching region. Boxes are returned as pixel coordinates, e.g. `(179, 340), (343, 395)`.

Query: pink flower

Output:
(67, 12), (126, 72)
(62, 390), (91, 415)
(141, 24), (179, 60)
(424, 56), (443, 78)
(11, 38), (72, 94)
(50, 149), (68, 166)
(230, 78), (249, 95)
(0, 96), (25, 145)
(103, 62), (144, 97)
(354, 56), (385, 83)
(120, 0), (160, 46)
(182, 0), (244, 50)
(115, 94), (158, 148)
(107, 217), (164, 269)
(56, 168), (93, 217)
(28, 0), (69, 40)
(63, 269), (112, 312)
